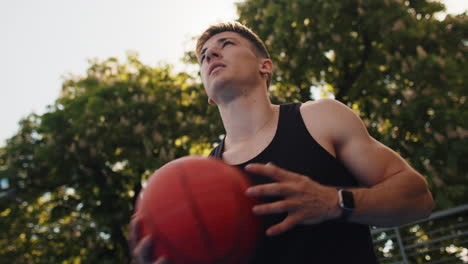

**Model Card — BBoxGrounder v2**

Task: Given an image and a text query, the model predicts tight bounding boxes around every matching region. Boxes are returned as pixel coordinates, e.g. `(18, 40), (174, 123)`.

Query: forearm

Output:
(341, 170), (434, 227)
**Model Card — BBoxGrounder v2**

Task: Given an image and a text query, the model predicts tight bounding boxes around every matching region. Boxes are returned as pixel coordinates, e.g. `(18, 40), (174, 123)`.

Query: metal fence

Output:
(372, 204), (468, 264)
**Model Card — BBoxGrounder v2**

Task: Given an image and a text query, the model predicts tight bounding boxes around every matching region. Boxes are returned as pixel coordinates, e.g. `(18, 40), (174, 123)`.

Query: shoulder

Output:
(300, 98), (369, 145)
(301, 98), (351, 115)
(300, 98), (360, 126)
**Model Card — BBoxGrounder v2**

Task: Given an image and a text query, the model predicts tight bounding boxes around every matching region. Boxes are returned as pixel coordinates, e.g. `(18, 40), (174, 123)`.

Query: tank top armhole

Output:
(294, 102), (339, 162)
(208, 138), (224, 159)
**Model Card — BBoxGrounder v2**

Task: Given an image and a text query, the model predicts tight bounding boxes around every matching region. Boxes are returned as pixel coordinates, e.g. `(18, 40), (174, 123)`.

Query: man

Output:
(130, 21), (434, 263)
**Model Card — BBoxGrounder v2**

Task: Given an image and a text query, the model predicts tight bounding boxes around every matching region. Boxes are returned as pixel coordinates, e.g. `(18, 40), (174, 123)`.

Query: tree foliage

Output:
(0, 53), (222, 263)
(237, 0), (468, 208)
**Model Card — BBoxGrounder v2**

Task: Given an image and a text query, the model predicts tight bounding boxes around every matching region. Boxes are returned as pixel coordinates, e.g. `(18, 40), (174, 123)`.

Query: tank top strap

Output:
(209, 138), (224, 159)
(275, 102), (306, 140)
(209, 103), (304, 159)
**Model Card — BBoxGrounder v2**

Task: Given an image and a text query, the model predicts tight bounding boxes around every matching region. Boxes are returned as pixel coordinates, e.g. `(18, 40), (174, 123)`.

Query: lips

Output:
(208, 62), (226, 76)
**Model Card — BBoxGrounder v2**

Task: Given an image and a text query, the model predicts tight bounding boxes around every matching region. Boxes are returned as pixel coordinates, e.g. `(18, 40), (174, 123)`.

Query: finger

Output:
(246, 182), (296, 197)
(245, 163), (299, 182)
(154, 256), (171, 264)
(252, 200), (301, 215)
(134, 236), (154, 264)
(266, 213), (303, 236)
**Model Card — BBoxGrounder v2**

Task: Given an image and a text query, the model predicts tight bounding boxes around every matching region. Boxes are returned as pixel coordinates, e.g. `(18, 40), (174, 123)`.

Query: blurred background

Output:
(1, 0), (467, 263)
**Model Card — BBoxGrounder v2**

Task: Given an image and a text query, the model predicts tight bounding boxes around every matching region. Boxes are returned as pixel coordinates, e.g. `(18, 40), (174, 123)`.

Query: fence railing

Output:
(372, 204), (468, 264)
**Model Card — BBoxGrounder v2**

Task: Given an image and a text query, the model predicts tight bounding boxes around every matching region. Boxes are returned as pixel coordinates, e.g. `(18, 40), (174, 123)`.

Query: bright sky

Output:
(0, 0), (466, 146)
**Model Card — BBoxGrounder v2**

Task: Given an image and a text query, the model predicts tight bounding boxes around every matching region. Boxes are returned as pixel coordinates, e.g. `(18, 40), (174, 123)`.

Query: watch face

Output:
(340, 189), (355, 211)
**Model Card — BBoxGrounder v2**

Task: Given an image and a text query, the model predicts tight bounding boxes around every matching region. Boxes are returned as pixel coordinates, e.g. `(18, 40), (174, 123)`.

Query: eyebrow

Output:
(200, 37), (236, 58)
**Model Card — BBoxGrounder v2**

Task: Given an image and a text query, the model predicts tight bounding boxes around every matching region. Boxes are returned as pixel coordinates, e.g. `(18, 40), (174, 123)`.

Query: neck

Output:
(216, 85), (277, 145)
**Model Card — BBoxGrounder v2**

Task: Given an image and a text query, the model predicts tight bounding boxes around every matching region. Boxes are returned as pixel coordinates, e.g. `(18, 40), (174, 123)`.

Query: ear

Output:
(259, 58), (273, 76)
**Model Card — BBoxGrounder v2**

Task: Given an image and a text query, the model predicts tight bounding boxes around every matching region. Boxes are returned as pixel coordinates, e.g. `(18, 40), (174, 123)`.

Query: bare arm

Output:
(302, 98), (434, 227)
(244, 98), (434, 235)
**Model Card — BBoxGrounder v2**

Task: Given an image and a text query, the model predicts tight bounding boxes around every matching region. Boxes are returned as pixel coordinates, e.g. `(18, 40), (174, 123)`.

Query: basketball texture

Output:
(135, 156), (261, 264)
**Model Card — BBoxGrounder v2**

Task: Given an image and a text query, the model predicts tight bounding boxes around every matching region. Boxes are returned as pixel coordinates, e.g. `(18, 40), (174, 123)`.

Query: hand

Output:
(128, 217), (171, 264)
(245, 163), (341, 236)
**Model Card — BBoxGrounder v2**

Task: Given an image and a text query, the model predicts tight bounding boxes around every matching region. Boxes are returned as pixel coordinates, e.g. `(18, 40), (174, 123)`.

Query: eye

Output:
(200, 55), (205, 63)
(223, 41), (233, 47)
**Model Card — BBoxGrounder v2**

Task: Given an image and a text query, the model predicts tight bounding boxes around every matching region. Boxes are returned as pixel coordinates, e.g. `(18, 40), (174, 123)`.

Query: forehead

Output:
(202, 31), (247, 50)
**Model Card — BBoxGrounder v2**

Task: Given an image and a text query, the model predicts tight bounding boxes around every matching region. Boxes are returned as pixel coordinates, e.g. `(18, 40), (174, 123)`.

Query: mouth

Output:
(209, 63), (226, 76)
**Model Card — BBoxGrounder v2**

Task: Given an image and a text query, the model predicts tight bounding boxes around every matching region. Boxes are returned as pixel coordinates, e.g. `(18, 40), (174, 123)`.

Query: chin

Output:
(210, 79), (243, 104)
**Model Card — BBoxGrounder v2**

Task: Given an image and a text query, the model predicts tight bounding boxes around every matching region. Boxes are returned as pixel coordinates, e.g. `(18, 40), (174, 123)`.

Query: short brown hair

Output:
(196, 21), (271, 87)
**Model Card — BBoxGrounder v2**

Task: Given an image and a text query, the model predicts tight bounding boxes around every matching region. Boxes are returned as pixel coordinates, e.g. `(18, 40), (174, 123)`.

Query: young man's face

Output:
(198, 31), (267, 104)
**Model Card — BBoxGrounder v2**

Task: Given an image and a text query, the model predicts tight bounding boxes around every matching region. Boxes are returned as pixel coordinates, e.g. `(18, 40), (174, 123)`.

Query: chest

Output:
(222, 118), (336, 167)
(222, 125), (277, 165)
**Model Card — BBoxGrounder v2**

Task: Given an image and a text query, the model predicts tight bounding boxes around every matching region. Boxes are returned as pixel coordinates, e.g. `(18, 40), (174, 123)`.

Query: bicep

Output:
(319, 99), (409, 186)
(302, 99), (412, 187)
(338, 135), (410, 187)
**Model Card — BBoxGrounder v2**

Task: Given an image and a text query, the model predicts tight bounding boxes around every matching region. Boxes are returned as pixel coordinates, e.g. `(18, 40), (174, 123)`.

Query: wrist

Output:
(337, 189), (355, 221)
(327, 187), (343, 219)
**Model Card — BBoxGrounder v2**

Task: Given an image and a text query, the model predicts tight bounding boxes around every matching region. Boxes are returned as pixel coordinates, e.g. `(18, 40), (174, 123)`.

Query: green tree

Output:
(236, 0), (468, 208)
(0, 53), (222, 263)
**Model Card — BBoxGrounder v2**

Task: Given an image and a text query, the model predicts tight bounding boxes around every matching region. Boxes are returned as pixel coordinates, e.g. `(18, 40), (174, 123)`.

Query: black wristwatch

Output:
(338, 189), (355, 221)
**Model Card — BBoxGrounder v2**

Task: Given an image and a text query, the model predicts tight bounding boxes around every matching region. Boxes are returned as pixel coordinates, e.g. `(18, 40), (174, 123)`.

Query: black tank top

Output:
(209, 103), (378, 264)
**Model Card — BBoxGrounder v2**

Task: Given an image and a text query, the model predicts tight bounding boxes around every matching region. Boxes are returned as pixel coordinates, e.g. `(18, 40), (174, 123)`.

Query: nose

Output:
(205, 46), (221, 63)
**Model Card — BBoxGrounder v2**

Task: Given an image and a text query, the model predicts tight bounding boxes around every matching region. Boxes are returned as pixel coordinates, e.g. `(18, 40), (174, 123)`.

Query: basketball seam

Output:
(144, 163), (202, 264)
(144, 159), (257, 264)
(202, 165), (256, 264)
(215, 167), (245, 263)
(229, 171), (255, 263)
(179, 163), (216, 257)
(147, 222), (198, 263)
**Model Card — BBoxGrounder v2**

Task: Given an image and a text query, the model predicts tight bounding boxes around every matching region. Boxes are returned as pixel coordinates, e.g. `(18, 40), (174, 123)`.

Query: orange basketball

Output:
(134, 156), (261, 264)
